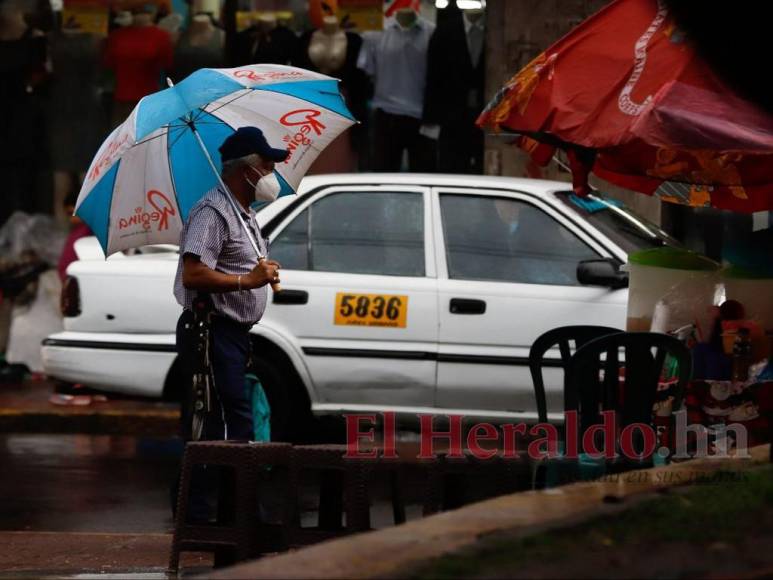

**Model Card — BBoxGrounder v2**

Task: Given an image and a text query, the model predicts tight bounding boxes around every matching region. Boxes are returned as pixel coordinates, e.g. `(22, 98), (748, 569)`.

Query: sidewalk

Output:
(0, 379), (179, 436)
(0, 531), (210, 577)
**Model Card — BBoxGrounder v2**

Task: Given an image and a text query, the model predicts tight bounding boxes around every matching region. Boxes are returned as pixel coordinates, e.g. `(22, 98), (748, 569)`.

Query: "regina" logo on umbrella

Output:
(232, 69), (305, 83)
(118, 190), (177, 232)
(279, 109), (327, 163)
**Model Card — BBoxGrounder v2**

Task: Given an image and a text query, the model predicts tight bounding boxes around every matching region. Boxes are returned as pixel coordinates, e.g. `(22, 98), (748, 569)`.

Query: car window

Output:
(440, 194), (600, 285)
(269, 207), (309, 270)
(270, 191), (425, 277)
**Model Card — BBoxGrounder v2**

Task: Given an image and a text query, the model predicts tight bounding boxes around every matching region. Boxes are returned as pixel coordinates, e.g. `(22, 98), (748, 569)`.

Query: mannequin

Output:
(465, 7), (484, 25)
(113, 10), (132, 27)
(0, 1), (27, 40)
(423, 6), (486, 173)
(171, 12), (225, 82)
(194, 0), (220, 21)
(357, 6), (435, 172)
(297, 14), (368, 173)
(49, 20), (106, 224)
(307, 15), (346, 75)
(104, 4), (173, 127)
(131, 9), (155, 28)
(236, 11), (297, 65)
(187, 13), (220, 47)
(257, 12), (276, 35)
(394, 7), (418, 29)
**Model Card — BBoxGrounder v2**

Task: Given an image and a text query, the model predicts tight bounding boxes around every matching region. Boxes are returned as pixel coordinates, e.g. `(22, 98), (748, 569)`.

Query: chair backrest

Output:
(529, 326), (622, 423)
(565, 332), (692, 457)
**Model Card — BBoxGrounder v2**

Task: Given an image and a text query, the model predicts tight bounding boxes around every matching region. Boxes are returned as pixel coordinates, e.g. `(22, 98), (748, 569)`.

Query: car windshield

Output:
(556, 191), (681, 254)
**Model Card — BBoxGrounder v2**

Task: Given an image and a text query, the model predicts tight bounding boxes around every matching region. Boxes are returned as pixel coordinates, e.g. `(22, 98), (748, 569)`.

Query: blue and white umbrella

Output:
(75, 64), (356, 257)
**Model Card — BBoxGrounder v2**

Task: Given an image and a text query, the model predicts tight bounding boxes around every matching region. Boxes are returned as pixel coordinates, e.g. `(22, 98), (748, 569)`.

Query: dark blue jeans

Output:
(176, 310), (254, 442)
(174, 310), (254, 523)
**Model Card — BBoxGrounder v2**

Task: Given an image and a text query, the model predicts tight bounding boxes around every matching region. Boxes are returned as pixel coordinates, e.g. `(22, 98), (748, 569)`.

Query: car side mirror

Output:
(577, 258), (628, 289)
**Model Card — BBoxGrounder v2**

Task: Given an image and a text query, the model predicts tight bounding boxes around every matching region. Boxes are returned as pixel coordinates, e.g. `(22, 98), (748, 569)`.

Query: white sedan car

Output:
(42, 174), (674, 438)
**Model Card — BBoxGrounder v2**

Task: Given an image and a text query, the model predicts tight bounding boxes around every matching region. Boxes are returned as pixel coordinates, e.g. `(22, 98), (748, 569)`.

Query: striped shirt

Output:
(173, 186), (268, 326)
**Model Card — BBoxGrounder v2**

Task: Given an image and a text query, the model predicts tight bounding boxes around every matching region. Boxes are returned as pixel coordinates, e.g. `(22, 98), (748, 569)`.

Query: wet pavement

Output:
(0, 380), (527, 576)
(0, 433), (199, 577)
(0, 434), (181, 533)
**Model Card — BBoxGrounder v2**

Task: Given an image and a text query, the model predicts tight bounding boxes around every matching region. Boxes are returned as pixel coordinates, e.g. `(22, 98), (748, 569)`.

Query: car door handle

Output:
(273, 289), (308, 305)
(449, 298), (486, 315)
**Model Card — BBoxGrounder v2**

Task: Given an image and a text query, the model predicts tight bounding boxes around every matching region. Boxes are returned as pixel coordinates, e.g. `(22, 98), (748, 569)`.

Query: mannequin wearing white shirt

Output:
(358, 7), (437, 172)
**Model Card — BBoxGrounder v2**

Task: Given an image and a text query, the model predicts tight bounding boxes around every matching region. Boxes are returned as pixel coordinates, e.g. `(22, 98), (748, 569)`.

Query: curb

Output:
(0, 407), (179, 436)
(210, 445), (771, 579)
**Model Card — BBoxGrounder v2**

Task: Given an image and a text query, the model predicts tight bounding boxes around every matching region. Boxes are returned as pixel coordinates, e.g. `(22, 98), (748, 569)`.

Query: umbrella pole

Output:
(189, 122), (282, 292)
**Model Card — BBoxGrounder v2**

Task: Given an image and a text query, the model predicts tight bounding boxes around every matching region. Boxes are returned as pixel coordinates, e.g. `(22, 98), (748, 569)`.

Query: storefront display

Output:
(62, 0), (109, 35)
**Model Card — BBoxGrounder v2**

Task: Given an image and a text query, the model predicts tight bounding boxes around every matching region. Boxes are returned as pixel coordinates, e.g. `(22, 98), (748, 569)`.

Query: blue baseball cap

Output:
(219, 127), (290, 163)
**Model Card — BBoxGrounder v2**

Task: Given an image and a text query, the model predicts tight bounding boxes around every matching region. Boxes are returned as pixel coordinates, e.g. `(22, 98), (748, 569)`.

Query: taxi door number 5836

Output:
(334, 293), (408, 328)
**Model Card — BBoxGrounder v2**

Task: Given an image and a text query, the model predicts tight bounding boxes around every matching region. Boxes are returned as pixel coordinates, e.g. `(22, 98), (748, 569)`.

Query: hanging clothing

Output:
(103, 24), (173, 103)
(0, 28), (51, 224)
(357, 19), (435, 120)
(170, 26), (225, 83)
(424, 12), (486, 173)
(234, 24), (298, 66)
(47, 32), (107, 173)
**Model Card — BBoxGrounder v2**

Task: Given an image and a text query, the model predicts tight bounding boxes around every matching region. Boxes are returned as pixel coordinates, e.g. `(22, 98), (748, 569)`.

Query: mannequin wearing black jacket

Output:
(234, 13), (297, 66)
(423, 9), (485, 174)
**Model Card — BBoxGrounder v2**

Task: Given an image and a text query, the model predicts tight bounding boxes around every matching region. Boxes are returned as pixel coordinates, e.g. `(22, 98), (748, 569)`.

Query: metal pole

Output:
(190, 123), (265, 260)
(190, 120), (281, 292)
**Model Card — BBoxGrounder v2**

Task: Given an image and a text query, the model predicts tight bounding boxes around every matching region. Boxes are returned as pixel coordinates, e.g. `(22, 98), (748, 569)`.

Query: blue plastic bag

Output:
(245, 373), (271, 442)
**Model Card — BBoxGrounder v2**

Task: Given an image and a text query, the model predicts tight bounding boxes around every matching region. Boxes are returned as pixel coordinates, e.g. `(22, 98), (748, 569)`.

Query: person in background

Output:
(103, 3), (173, 128)
(57, 189), (92, 282)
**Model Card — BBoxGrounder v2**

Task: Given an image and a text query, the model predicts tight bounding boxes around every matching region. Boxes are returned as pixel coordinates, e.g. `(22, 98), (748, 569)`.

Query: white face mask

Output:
(246, 166), (281, 202)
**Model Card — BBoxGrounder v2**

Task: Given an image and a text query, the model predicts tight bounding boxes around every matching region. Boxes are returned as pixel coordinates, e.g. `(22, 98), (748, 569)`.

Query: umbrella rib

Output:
(134, 130), (170, 149)
(202, 89), (252, 118)
(166, 125), (191, 151)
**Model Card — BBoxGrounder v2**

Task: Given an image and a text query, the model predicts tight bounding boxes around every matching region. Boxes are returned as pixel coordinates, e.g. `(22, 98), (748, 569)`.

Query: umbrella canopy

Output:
(75, 64), (356, 256)
(477, 0), (773, 213)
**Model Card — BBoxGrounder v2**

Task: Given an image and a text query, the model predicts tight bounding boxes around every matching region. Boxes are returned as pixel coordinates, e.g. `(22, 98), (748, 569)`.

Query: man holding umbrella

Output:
(173, 126), (287, 443)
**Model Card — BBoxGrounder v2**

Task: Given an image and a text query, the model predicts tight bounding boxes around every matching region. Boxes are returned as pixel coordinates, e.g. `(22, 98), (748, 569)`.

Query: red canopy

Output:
(477, 0), (773, 213)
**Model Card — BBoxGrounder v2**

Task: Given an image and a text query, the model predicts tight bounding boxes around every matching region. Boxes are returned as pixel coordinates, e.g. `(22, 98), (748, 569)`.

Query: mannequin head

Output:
(321, 14), (339, 34)
(192, 12), (213, 27)
(464, 8), (484, 24)
(0, 0), (26, 32)
(158, 12), (182, 38)
(113, 10), (133, 27)
(276, 10), (293, 29)
(192, 0), (220, 20)
(131, 5), (156, 27)
(395, 7), (417, 29)
(257, 12), (277, 33)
